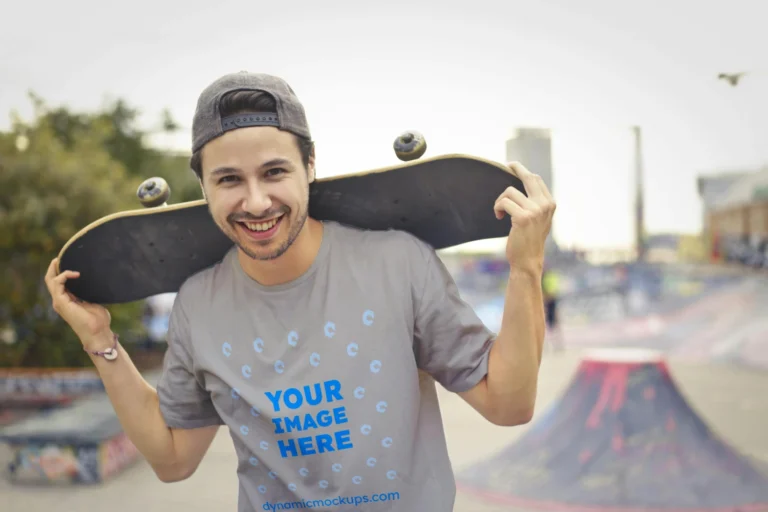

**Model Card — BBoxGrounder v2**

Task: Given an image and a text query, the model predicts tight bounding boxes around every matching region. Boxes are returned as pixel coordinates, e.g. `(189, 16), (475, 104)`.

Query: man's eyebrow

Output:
(209, 159), (293, 177)
(260, 158), (292, 169)
(210, 166), (240, 177)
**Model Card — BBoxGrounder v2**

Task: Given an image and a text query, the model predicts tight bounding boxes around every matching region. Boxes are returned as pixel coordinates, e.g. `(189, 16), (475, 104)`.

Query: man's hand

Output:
(493, 162), (556, 274)
(44, 258), (114, 351)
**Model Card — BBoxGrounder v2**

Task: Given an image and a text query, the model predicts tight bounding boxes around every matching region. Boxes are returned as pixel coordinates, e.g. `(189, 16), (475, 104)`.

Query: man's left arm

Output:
(458, 267), (545, 425)
(458, 161), (556, 426)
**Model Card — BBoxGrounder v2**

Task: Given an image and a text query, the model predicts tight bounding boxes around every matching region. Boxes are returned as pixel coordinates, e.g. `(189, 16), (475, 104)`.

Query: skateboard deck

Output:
(57, 153), (524, 304)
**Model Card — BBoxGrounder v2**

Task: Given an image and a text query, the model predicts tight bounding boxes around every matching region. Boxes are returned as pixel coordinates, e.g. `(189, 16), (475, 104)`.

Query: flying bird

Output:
(717, 72), (747, 86)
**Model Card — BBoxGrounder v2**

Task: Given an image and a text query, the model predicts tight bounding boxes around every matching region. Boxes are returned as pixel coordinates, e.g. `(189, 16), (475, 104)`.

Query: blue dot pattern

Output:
(153, 222), (502, 511)
(323, 321), (336, 338)
(221, 307), (400, 500)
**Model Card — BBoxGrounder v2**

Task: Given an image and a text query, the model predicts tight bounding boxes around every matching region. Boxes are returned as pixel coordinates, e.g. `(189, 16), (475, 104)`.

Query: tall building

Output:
(505, 128), (558, 253)
(506, 128), (553, 192)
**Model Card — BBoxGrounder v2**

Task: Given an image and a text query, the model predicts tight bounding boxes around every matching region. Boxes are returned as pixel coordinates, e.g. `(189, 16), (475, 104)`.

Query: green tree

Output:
(31, 92), (202, 205)
(0, 93), (198, 368)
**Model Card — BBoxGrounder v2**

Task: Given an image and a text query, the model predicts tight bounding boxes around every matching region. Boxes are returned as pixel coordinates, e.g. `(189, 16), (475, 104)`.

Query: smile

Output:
(243, 216), (281, 232)
(237, 214), (284, 240)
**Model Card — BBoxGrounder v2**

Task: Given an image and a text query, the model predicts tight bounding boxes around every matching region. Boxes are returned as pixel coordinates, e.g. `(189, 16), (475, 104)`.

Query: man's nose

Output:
(241, 182), (272, 215)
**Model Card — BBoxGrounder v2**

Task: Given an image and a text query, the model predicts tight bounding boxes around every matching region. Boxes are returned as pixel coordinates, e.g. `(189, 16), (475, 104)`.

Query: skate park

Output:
(3, 197), (768, 512)
(2, 258), (768, 512)
(3, 3), (768, 511)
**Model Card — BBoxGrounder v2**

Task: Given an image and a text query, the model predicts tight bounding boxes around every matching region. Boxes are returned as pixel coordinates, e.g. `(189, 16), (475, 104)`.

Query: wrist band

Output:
(86, 333), (119, 361)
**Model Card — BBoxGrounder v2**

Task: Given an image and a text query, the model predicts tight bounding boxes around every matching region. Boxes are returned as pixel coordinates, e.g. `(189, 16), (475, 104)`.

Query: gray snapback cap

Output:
(191, 71), (311, 153)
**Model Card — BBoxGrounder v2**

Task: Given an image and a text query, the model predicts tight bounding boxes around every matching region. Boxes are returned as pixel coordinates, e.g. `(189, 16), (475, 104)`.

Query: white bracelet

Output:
(85, 333), (119, 361)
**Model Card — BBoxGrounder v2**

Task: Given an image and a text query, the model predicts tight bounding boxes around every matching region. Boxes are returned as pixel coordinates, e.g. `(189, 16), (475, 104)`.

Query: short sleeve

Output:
(156, 294), (224, 429)
(412, 241), (496, 393)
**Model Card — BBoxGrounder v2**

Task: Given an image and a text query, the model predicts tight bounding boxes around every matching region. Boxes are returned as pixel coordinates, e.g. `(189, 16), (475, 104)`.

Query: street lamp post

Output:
(633, 125), (645, 262)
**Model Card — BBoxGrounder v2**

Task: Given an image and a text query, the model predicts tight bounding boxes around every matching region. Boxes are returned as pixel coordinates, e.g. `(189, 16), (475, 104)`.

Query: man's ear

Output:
(199, 178), (208, 201)
(307, 145), (316, 184)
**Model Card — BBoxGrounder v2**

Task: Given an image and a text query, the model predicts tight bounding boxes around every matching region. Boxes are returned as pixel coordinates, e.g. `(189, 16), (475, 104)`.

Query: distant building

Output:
(506, 128), (553, 192)
(644, 234), (683, 263)
(506, 128), (558, 254)
(697, 166), (768, 262)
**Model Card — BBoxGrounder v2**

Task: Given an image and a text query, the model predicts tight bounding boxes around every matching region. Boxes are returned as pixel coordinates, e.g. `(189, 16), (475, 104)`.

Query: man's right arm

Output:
(86, 331), (218, 482)
(45, 260), (219, 482)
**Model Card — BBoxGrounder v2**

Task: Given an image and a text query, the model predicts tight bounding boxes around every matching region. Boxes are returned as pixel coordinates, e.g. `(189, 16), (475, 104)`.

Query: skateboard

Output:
(57, 133), (525, 304)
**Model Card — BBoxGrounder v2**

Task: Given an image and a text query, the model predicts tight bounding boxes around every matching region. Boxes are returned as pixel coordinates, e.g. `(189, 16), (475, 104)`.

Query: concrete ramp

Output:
(457, 348), (768, 511)
(0, 391), (141, 484)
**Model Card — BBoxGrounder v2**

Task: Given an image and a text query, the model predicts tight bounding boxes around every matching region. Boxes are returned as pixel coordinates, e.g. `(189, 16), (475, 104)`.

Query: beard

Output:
(240, 206), (308, 261)
(218, 200), (309, 262)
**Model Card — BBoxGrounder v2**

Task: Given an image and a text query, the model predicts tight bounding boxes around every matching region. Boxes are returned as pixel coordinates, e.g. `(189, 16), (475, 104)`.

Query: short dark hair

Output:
(189, 90), (314, 179)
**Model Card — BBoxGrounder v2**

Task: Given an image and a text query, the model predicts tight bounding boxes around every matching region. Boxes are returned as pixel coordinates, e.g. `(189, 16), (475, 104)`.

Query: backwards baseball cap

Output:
(191, 71), (311, 153)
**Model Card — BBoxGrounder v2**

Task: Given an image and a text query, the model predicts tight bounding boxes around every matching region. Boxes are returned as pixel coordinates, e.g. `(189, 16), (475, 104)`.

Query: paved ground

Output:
(3, 347), (768, 511)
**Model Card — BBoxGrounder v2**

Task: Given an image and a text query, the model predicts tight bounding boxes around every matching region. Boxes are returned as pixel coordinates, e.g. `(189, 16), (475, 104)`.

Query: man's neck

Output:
(237, 218), (325, 287)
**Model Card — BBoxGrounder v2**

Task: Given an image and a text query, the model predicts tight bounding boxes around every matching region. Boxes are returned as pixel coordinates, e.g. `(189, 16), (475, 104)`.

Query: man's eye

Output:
(266, 168), (286, 177)
(218, 175), (239, 184)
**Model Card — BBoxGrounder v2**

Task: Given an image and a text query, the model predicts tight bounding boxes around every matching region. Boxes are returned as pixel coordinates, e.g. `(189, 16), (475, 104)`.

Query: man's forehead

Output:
(203, 126), (296, 155)
(199, 125), (303, 173)
(212, 124), (291, 144)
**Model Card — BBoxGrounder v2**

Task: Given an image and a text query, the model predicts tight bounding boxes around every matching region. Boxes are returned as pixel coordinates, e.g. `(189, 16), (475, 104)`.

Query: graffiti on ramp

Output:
(456, 348), (768, 511)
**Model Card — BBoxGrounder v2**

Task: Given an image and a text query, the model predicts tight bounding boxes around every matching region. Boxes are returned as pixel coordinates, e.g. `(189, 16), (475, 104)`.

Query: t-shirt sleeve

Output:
(411, 239), (496, 393)
(155, 294), (224, 429)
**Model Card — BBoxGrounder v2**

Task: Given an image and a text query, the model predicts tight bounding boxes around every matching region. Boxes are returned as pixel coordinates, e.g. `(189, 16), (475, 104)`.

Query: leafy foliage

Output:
(0, 93), (200, 367)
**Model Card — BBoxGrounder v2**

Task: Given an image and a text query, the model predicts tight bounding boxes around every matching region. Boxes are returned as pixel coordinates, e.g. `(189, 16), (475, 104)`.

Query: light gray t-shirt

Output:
(156, 221), (495, 511)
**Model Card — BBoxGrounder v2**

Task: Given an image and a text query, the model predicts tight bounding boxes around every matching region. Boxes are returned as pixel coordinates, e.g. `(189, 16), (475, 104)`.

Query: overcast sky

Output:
(2, 0), (766, 251)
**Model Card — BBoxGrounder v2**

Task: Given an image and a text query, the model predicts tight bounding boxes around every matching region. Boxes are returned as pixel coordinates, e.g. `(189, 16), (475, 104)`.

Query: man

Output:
(542, 266), (564, 351)
(45, 71), (555, 511)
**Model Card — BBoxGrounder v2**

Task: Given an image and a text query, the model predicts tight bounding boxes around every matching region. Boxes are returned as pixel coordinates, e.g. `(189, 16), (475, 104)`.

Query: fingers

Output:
(52, 270), (81, 293)
(507, 161), (554, 202)
(496, 163), (557, 228)
(45, 258), (58, 282)
(494, 197), (527, 221)
(495, 185), (539, 212)
(45, 259), (62, 297)
(507, 161), (541, 198)
(45, 258), (81, 311)
(506, 161), (556, 215)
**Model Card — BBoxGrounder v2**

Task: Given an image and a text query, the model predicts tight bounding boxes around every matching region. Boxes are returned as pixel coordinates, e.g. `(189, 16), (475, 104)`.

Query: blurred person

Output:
(542, 265), (564, 351)
(44, 71), (556, 511)
(139, 299), (156, 349)
(141, 293), (176, 348)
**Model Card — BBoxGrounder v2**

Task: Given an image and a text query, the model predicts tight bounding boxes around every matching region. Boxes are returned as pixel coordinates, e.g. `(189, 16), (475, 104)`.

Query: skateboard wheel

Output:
(393, 131), (427, 161)
(136, 177), (170, 208)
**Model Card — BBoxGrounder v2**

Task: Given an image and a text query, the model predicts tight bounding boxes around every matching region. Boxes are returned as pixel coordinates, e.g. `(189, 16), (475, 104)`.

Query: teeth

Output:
(244, 216), (280, 232)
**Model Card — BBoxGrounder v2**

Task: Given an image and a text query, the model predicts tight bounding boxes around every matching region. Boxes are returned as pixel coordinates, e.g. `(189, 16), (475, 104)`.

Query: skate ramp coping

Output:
(581, 347), (665, 363)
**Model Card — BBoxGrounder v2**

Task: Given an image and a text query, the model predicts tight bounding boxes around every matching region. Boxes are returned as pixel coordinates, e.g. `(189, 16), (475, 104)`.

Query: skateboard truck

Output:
(393, 131), (427, 161)
(136, 177), (171, 208)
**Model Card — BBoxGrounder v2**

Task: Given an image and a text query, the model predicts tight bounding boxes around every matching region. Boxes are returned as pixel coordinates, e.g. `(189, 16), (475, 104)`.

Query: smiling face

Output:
(199, 125), (315, 262)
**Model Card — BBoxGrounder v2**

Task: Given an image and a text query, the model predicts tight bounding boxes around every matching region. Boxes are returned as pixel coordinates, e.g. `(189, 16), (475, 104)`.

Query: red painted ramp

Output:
(456, 349), (768, 511)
